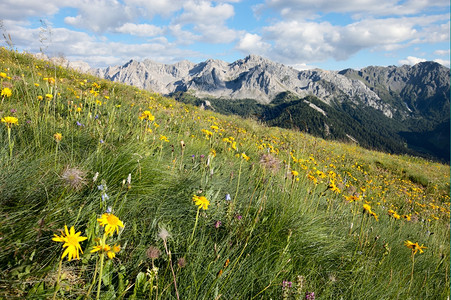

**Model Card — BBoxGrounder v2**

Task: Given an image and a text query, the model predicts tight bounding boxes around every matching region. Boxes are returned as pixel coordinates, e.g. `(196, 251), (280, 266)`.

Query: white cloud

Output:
(168, 24), (201, 45)
(7, 22), (198, 67)
(176, 1), (235, 25)
(434, 49), (451, 56)
(124, 0), (185, 18)
(0, 0), (71, 21)
(433, 58), (450, 67)
(236, 12), (449, 66)
(289, 63), (317, 71)
(64, 0), (134, 33)
(258, 0), (450, 19)
(398, 56), (426, 65)
(235, 33), (271, 56)
(171, 1), (239, 44)
(115, 23), (164, 37)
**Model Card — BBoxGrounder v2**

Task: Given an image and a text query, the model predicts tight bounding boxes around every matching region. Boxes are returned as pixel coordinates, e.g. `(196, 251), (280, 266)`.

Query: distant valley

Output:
(94, 55), (450, 162)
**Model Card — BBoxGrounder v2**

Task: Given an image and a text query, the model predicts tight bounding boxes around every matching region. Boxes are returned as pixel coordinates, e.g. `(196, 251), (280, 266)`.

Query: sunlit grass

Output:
(0, 48), (449, 299)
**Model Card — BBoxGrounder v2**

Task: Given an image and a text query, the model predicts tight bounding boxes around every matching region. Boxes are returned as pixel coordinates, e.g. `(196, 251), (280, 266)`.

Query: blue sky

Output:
(0, 0), (449, 70)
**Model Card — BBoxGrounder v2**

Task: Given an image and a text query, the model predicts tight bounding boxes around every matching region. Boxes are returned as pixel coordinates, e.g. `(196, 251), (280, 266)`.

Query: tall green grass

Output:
(0, 48), (449, 299)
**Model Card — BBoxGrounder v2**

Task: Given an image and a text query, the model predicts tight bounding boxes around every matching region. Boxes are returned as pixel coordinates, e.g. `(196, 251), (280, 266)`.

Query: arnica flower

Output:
(1, 87), (12, 97)
(193, 195), (210, 210)
(52, 225), (87, 261)
(291, 170), (299, 177)
(1, 116), (18, 127)
(404, 240), (427, 254)
(139, 110), (155, 121)
(388, 209), (401, 220)
(363, 204), (378, 221)
(0, 72), (6, 78)
(97, 213), (124, 236)
(241, 152), (250, 161)
(45, 93), (53, 100)
(54, 133), (62, 142)
(91, 240), (121, 259)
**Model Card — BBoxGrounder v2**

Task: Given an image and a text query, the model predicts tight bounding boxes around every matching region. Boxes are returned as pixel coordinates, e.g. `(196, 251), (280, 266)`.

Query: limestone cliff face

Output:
(95, 55), (449, 119)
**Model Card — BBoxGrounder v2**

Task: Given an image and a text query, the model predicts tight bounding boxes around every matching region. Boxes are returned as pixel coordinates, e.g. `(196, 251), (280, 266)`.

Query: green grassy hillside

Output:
(0, 48), (449, 299)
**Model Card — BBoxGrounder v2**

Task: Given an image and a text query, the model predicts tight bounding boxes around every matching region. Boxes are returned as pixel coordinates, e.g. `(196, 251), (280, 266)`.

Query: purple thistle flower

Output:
(305, 292), (315, 300)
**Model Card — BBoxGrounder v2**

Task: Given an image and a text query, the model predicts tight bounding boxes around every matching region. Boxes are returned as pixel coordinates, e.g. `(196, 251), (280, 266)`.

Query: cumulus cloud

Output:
(64, 0), (134, 33)
(115, 23), (164, 37)
(236, 12), (449, 66)
(172, 1), (239, 44)
(433, 59), (450, 67)
(0, 0), (71, 21)
(434, 49), (451, 56)
(258, 0), (450, 19)
(176, 1), (235, 25)
(7, 22), (198, 67)
(398, 56), (427, 65)
(235, 33), (271, 56)
(124, 0), (185, 18)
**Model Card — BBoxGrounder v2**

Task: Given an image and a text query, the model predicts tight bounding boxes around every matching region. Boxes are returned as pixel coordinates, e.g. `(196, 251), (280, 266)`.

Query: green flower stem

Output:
(96, 233), (107, 300)
(54, 142), (59, 165)
(85, 259), (99, 300)
(7, 126), (12, 159)
(409, 252), (415, 292)
(190, 207), (201, 243)
(228, 159), (243, 219)
(96, 252), (105, 300)
(52, 257), (63, 300)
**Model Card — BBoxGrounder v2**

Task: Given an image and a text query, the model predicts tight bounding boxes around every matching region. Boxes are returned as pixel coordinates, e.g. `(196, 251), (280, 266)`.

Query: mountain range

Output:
(94, 55), (450, 162)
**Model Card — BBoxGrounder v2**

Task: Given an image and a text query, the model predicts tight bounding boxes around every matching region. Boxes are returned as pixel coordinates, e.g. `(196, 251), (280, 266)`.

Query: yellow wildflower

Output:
(52, 225), (87, 261)
(91, 241), (121, 259)
(1, 87), (12, 97)
(1, 116), (18, 127)
(97, 213), (124, 236)
(45, 94), (53, 100)
(139, 110), (155, 121)
(54, 133), (62, 142)
(201, 129), (213, 138)
(0, 72), (6, 78)
(193, 195), (210, 210)
(404, 240), (426, 254)
(160, 135), (169, 142)
(291, 170), (299, 177)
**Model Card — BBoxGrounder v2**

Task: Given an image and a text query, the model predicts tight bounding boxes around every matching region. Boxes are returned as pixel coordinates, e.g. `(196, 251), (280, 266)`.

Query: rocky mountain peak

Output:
(96, 55), (449, 119)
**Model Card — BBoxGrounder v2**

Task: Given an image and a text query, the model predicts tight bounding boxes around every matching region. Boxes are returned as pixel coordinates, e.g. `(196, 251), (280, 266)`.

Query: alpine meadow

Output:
(0, 48), (450, 299)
